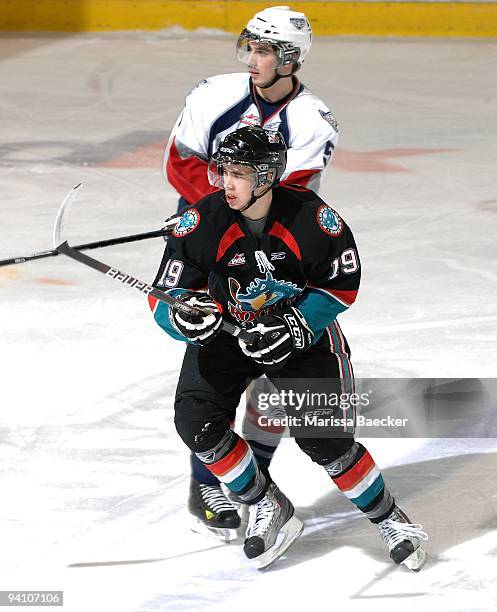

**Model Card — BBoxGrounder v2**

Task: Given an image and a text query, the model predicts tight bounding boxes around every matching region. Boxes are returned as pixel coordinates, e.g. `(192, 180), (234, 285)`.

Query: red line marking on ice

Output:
(34, 277), (75, 286)
(333, 148), (455, 173)
(96, 141), (166, 168)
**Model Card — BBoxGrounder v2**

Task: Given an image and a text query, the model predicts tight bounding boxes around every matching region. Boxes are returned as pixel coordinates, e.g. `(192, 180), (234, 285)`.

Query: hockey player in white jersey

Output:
(166, 5), (338, 211)
(164, 5), (339, 541)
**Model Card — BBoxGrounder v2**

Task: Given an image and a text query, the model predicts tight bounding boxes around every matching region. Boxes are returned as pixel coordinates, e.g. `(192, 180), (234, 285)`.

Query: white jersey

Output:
(165, 73), (338, 205)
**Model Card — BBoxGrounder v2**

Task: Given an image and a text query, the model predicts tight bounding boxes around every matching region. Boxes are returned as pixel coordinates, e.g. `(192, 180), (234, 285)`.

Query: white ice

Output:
(1, 32), (497, 611)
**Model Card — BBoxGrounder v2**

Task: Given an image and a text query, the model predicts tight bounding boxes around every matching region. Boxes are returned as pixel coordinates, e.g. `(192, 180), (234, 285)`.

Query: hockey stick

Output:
(52, 184), (255, 344)
(0, 210), (180, 268)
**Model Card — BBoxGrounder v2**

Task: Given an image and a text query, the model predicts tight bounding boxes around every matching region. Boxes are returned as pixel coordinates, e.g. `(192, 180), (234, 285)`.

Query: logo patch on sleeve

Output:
(319, 109), (339, 131)
(317, 205), (343, 237)
(172, 208), (200, 237)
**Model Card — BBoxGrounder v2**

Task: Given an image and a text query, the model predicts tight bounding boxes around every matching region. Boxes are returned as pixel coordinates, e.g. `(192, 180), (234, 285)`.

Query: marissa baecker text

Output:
(257, 414), (409, 428)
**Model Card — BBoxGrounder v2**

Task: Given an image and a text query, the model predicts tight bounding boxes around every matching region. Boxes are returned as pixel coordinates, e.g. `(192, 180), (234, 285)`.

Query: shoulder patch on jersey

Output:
(319, 109), (339, 132)
(317, 205), (343, 237)
(172, 208), (200, 237)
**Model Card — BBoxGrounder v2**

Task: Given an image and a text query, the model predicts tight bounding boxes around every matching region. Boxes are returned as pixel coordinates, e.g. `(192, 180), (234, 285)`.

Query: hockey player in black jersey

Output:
(150, 126), (428, 569)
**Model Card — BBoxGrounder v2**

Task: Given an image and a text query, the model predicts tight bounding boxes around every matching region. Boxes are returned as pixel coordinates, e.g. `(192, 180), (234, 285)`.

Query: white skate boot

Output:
(377, 505), (428, 571)
(244, 482), (303, 569)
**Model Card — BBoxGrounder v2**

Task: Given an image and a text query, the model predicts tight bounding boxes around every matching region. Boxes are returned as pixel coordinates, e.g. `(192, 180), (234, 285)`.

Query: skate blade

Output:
(255, 515), (304, 570)
(190, 517), (238, 543)
(402, 545), (427, 571)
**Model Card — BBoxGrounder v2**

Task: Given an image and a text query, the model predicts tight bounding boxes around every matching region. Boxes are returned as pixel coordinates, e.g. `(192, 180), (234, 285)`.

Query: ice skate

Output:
(377, 505), (428, 571)
(237, 501), (250, 538)
(244, 482), (303, 569)
(188, 479), (241, 543)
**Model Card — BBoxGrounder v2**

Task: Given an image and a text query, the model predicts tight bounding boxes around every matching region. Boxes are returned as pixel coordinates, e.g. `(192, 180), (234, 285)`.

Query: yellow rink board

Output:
(1, 1), (497, 37)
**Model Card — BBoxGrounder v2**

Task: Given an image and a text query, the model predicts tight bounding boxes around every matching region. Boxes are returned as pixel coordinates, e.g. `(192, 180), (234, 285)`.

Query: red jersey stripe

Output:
(330, 289), (358, 306)
(166, 139), (216, 205)
(216, 223), (245, 262)
(148, 295), (158, 313)
(282, 168), (320, 189)
(308, 285), (358, 306)
(268, 221), (302, 261)
(254, 77), (301, 126)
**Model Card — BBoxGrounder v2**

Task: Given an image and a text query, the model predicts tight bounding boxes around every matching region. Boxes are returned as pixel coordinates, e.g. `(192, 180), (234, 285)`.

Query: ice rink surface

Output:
(1, 31), (497, 611)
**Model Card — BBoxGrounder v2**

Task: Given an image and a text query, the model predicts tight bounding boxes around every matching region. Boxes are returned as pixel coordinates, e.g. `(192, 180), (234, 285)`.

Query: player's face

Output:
(245, 42), (280, 87)
(223, 164), (262, 210)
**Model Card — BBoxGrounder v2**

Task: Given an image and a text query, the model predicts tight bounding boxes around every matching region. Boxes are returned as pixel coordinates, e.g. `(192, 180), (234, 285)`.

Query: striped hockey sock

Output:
(241, 381), (284, 467)
(190, 419), (237, 486)
(196, 431), (267, 504)
(324, 442), (395, 523)
(246, 440), (276, 468)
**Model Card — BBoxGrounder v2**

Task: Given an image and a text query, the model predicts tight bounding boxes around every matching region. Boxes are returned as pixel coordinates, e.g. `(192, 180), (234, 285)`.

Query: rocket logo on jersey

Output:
(172, 208), (200, 237)
(227, 271), (301, 322)
(317, 205), (343, 237)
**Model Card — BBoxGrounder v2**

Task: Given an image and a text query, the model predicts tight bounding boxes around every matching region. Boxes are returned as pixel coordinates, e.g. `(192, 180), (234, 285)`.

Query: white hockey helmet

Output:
(237, 5), (312, 70)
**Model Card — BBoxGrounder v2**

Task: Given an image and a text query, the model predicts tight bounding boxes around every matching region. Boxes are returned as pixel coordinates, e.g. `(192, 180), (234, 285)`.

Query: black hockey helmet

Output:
(208, 126), (287, 191)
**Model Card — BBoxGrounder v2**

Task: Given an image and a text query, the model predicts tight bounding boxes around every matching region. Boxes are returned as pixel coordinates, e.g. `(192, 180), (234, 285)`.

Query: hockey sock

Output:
(190, 453), (219, 486)
(246, 440), (274, 467)
(190, 420), (237, 486)
(324, 442), (395, 523)
(196, 430), (268, 504)
(241, 382), (284, 467)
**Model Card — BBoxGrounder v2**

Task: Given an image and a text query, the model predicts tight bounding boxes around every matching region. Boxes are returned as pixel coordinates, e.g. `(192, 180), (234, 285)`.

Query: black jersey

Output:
(150, 185), (360, 344)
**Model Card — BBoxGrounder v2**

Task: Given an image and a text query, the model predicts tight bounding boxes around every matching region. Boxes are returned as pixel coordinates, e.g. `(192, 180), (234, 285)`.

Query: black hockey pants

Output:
(174, 329), (356, 465)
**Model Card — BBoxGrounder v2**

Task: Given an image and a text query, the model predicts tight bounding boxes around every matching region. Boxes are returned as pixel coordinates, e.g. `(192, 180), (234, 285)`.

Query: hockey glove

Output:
(173, 291), (222, 345)
(238, 307), (313, 368)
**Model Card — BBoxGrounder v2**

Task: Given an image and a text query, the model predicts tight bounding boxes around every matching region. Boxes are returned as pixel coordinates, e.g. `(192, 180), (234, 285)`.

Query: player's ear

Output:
(277, 64), (294, 77)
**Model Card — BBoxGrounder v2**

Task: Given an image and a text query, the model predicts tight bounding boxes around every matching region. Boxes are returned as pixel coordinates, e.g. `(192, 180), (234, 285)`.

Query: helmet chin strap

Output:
(258, 62), (301, 89)
(223, 183), (273, 213)
(238, 183), (274, 213)
(258, 71), (287, 89)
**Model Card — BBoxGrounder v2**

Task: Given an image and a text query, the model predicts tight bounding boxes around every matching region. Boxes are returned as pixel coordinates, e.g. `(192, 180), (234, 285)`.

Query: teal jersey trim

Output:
(152, 288), (196, 344)
(297, 288), (348, 344)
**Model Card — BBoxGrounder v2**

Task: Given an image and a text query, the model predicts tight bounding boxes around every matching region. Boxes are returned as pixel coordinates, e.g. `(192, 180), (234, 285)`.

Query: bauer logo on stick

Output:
(172, 208), (200, 237)
(106, 268), (153, 294)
